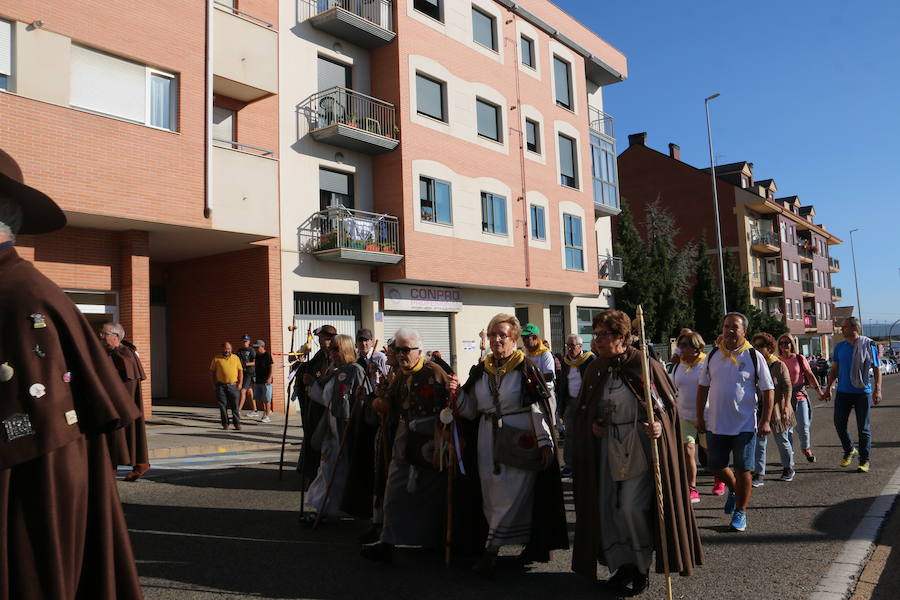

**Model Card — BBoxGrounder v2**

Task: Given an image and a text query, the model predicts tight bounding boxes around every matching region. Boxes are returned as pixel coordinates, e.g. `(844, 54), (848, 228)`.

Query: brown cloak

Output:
(572, 346), (703, 578)
(0, 246), (143, 599)
(107, 341), (149, 466)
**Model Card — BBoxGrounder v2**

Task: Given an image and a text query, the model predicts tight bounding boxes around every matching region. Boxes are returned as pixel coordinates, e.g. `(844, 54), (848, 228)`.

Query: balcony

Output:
(304, 87), (399, 154)
(589, 109), (620, 218)
(210, 143), (278, 236)
(801, 280), (815, 296)
(829, 257), (840, 272)
(589, 107), (615, 140)
(797, 244), (813, 263)
(598, 255), (625, 288)
(306, 0), (396, 48)
(832, 287), (843, 301)
(213, 2), (277, 102)
(751, 272), (784, 294)
(750, 230), (780, 254)
(803, 314), (817, 332)
(299, 207), (403, 265)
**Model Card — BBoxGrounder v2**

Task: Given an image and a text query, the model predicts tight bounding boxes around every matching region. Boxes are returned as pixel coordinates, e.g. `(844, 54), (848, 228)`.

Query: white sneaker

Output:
(249, 411), (259, 417)
(261, 415), (272, 423)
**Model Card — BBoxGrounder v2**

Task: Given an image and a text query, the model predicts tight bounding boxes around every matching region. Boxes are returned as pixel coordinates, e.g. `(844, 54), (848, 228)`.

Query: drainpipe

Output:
(509, 10), (531, 288)
(204, 0), (214, 219)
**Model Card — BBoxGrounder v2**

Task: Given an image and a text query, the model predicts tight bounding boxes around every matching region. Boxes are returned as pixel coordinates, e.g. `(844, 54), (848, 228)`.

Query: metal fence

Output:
(829, 256), (840, 270)
(304, 0), (393, 31)
(804, 314), (817, 328)
(304, 87), (397, 140)
(599, 255), (624, 281)
(750, 230), (779, 246)
(802, 280), (815, 294)
(300, 206), (400, 253)
(752, 272), (783, 288)
(798, 245), (813, 260)
(589, 106), (614, 138)
(213, 0), (274, 28)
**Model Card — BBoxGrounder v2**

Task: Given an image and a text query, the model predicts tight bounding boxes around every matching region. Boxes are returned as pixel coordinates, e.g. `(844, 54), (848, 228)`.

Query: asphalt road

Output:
(120, 374), (900, 600)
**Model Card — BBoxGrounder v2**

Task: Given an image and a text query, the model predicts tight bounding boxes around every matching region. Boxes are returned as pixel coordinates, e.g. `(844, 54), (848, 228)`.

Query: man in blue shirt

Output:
(823, 317), (882, 472)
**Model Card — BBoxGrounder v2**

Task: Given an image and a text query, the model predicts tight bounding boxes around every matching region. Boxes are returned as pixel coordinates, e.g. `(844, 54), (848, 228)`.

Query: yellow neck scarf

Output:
(526, 343), (549, 357)
(682, 352), (707, 373)
(400, 356), (425, 376)
(718, 340), (753, 365)
(564, 350), (593, 368)
(484, 350), (525, 377)
(765, 352), (779, 366)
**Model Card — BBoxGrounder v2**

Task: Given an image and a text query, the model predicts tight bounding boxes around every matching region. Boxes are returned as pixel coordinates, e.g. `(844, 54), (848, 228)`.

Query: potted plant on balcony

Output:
(380, 241), (396, 254)
(319, 231), (337, 250)
(365, 235), (380, 252)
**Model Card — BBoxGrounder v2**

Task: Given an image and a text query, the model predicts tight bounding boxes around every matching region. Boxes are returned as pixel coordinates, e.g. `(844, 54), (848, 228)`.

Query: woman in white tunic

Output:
(303, 334), (367, 523)
(453, 313), (567, 576)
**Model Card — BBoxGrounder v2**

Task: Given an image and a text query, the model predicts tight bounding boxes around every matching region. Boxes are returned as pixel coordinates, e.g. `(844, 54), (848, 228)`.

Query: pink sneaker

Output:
(712, 481), (726, 496)
(690, 487), (700, 503)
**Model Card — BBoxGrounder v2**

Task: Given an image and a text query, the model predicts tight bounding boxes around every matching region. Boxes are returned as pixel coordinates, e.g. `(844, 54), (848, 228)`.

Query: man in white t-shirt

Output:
(696, 312), (774, 533)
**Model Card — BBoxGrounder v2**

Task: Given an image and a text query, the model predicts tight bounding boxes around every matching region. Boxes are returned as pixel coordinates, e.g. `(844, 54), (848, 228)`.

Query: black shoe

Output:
(360, 542), (393, 563)
(560, 467), (574, 478)
(358, 524), (382, 544)
(601, 564), (635, 593)
(472, 551), (497, 578)
(624, 571), (650, 596)
(298, 513), (317, 528)
(517, 545), (550, 564)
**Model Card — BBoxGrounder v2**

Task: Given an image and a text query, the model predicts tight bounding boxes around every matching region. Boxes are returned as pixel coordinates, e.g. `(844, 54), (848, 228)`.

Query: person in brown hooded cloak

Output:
(572, 309), (703, 597)
(0, 148), (144, 599)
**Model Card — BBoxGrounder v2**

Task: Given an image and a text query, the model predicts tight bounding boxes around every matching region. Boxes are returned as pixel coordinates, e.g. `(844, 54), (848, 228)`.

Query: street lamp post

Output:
(849, 228), (864, 335)
(705, 93), (728, 315)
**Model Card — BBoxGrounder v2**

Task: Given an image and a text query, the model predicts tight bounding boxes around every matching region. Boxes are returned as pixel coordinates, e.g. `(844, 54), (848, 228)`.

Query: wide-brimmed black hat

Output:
(0, 149), (66, 235)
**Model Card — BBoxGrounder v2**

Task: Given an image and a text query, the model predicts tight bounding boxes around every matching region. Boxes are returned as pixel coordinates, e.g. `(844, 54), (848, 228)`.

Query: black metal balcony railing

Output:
(829, 256), (840, 270)
(804, 314), (817, 328)
(798, 245), (813, 260)
(802, 280), (815, 294)
(751, 230), (779, 247)
(599, 255), (624, 282)
(307, 0), (393, 31)
(832, 287), (843, 298)
(302, 206), (400, 254)
(752, 272), (783, 288)
(589, 106), (614, 139)
(305, 87), (398, 140)
(214, 0), (275, 28)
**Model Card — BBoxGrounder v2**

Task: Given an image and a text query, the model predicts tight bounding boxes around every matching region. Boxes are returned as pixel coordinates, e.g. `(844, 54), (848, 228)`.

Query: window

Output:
(419, 176), (452, 224)
(70, 45), (178, 130)
(472, 7), (497, 51)
(782, 259), (789, 279)
(741, 175), (750, 188)
(0, 19), (11, 91)
(791, 262), (799, 281)
(794, 299), (801, 318)
(786, 299), (793, 319)
(476, 99), (501, 142)
(590, 132), (618, 208)
(780, 221), (786, 242)
(317, 56), (351, 90)
(481, 192), (507, 234)
(319, 168), (354, 210)
(520, 35), (535, 68)
(563, 214), (584, 270)
(416, 73), (445, 122)
(212, 106), (235, 144)
(414, 0), (442, 21)
(530, 204), (545, 240)
(577, 307), (602, 344)
(525, 119), (540, 153)
(553, 56), (573, 109)
(558, 134), (578, 188)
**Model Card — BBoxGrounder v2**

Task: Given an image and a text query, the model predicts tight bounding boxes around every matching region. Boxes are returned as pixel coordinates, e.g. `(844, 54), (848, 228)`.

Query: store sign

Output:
(383, 284), (463, 312)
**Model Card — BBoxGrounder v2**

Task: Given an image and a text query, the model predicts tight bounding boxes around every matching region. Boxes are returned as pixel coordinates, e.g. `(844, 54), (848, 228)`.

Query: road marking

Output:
(810, 463), (900, 599)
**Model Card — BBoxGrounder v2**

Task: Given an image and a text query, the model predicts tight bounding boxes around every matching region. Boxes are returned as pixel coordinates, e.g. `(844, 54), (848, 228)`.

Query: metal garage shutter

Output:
(383, 312), (452, 364)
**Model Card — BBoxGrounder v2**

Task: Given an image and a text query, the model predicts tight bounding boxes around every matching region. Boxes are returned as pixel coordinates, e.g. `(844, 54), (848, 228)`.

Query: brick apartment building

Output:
(1, 0), (626, 413)
(0, 1), (283, 416)
(618, 133), (842, 356)
(286, 0), (627, 373)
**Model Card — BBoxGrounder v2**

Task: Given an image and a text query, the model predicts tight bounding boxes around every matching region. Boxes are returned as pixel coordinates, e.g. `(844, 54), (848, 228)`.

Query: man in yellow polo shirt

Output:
(210, 341), (244, 430)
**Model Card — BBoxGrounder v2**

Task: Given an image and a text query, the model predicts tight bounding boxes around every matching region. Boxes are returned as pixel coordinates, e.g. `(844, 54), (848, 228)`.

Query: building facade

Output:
(618, 134), (842, 356)
(282, 0), (627, 373)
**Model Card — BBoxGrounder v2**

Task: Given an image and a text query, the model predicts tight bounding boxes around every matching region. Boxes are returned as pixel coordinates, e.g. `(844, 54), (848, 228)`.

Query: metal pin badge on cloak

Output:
(0, 362), (13, 382)
(29, 313), (47, 329)
(29, 383), (46, 399)
(33, 345), (46, 358)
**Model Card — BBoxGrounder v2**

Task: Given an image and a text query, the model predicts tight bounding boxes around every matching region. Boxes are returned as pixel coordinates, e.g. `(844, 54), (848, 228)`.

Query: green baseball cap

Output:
(521, 323), (541, 337)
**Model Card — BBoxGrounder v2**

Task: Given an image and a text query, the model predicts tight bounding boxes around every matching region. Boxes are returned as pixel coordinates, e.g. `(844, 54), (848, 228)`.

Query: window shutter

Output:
(70, 45), (145, 123)
(0, 20), (11, 77)
(319, 168), (350, 195)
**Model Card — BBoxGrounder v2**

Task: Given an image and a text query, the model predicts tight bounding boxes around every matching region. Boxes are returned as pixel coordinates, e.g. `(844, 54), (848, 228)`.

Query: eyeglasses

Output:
(594, 330), (621, 339)
(565, 343), (581, 348)
(522, 334), (538, 340)
(394, 346), (419, 354)
(487, 333), (509, 340)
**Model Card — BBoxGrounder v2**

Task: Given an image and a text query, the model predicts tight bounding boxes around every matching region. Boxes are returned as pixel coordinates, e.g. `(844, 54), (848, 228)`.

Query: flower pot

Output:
(365, 244), (380, 252)
(381, 244), (396, 254)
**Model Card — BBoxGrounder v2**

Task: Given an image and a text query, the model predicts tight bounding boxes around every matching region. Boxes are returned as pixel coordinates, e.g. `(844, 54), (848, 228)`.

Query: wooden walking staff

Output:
(441, 385), (460, 566)
(279, 320), (299, 480)
(635, 305), (673, 600)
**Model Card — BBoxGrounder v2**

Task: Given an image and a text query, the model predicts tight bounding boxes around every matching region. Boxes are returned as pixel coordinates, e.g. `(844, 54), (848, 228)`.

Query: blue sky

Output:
(558, 0), (900, 328)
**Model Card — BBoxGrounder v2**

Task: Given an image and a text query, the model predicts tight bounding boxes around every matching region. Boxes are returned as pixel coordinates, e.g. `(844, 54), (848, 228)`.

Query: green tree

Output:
(692, 236), (724, 343)
(748, 306), (789, 338)
(644, 198), (694, 342)
(722, 250), (751, 315)
(613, 198), (657, 329)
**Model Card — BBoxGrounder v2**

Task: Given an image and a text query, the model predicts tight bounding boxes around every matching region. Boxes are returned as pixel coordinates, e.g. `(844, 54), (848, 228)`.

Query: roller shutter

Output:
(383, 312), (452, 364)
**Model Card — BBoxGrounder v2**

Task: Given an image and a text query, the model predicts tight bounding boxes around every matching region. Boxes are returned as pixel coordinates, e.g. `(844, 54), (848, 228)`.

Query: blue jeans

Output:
(834, 392), (872, 462)
(707, 432), (755, 472)
(791, 398), (812, 450)
(753, 430), (794, 474)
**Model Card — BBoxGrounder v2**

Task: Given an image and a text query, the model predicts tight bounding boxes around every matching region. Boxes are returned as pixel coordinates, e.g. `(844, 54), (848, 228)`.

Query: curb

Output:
(148, 442), (284, 460)
(809, 466), (900, 600)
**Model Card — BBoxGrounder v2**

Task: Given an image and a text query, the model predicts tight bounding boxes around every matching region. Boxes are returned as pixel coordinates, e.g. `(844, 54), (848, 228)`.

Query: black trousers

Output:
(216, 383), (241, 428)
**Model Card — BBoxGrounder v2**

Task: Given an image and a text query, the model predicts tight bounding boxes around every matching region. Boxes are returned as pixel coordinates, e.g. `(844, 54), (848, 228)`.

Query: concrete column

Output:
(119, 230), (152, 418)
(262, 240), (285, 413)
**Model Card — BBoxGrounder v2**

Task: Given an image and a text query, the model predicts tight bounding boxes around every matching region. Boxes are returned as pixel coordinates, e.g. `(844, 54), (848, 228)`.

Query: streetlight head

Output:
(705, 93), (721, 101)
(850, 228), (859, 233)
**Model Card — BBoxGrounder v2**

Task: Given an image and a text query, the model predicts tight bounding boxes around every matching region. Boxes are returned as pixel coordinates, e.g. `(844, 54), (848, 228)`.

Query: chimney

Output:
(668, 143), (681, 160)
(628, 132), (647, 147)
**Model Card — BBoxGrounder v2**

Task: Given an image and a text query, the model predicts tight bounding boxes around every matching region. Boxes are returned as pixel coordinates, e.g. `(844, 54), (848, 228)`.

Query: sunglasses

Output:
(394, 346), (419, 354)
(565, 343), (581, 348)
(779, 341), (792, 346)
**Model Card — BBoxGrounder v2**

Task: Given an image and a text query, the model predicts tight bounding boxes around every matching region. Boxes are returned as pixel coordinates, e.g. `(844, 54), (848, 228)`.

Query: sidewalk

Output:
(145, 404), (301, 459)
(851, 493), (900, 600)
